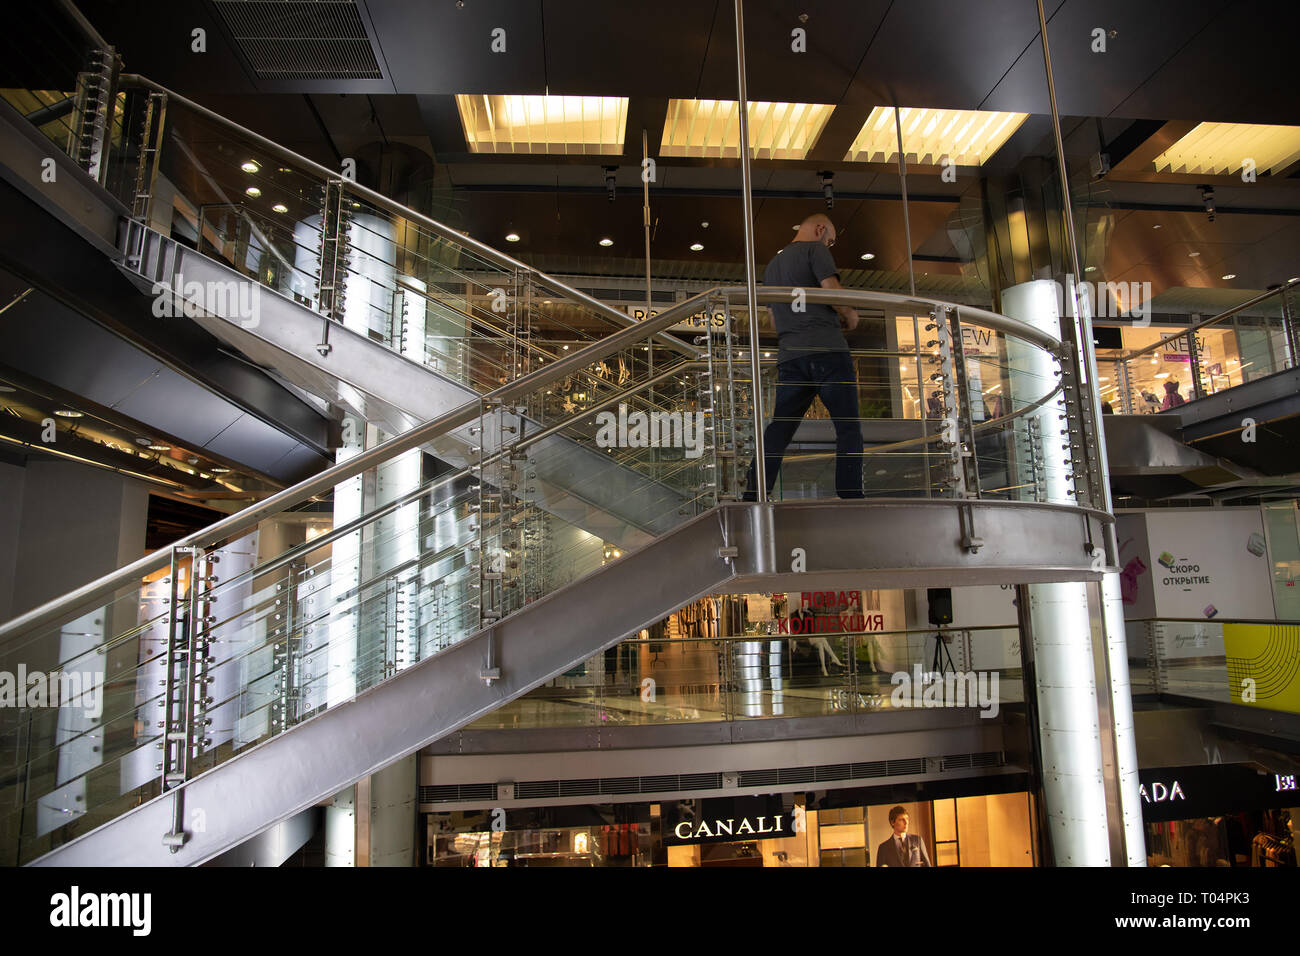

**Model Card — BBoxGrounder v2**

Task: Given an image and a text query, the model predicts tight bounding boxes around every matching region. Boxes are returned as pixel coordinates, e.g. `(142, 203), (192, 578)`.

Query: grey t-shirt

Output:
(764, 241), (847, 364)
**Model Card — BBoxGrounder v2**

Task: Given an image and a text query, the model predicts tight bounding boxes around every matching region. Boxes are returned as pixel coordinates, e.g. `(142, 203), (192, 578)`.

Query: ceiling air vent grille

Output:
(420, 753), (1005, 805)
(213, 1), (382, 79)
(418, 783), (497, 804)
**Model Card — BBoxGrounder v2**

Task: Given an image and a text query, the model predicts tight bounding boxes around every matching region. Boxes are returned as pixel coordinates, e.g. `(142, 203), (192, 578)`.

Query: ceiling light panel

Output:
(456, 94), (629, 155)
(659, 99), (834, 160)
(1152, 122), (1300, 176)
(845, 106), (1027, 165)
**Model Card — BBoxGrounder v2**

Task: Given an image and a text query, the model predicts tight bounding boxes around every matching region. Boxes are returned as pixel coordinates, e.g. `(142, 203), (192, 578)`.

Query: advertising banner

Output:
(1224, 622), (1300, 715)
(1121, 510), (1274, 621)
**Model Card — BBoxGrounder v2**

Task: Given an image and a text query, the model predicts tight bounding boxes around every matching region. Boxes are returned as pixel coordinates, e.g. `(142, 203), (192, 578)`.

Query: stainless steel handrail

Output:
(116, 74), (698, 359)
(0, 286), (1061, 640)
(1118, 279), (1299, 361)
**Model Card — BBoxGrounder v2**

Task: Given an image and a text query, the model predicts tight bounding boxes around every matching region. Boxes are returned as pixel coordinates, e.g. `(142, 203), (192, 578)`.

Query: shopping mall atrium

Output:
(0, 0), (1296, 870)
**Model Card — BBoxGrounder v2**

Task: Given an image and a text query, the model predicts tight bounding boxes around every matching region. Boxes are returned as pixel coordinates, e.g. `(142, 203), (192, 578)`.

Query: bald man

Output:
(743, 213), (864, 500)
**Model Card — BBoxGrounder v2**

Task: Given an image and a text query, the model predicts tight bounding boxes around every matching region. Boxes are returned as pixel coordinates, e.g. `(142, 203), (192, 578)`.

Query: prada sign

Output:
(1138, 764), (1295, 822)
(664, 796), (791, 846)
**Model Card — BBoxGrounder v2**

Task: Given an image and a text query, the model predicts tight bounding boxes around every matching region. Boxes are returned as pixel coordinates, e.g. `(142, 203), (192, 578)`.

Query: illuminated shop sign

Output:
(664, 796), (790, 846)
(1137, 764), (1298, 822)
(672, 815), (788, 842)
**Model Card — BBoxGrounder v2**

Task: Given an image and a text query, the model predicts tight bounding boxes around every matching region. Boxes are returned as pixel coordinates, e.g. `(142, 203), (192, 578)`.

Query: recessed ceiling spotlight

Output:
(860, 252), (874, 261)
(1221, 273), (1237, 280)
(1290, 277), (1299, 283)
(272, 203), (288, 213)
(690, 242), (704, 252)
(701, 221), (709, 228)
(147, 444), (171, 452)
(505, 232), (521, 242)
(210, 466), (231, 473)
(53, 409), (82, 418)
(351, 201), (361, 208)
(240, 161), (260, 173)
(1188, 251), (1200, 257)
(598, 237), (613, 247)
(1152, 223), (1163, 229)
(1084, 265), (1097, 272)
(245, 186), (261, 198)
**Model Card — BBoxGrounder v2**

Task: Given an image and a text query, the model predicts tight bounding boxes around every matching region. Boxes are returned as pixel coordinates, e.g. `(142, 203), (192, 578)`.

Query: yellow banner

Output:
(1224, 623), (1300, 713)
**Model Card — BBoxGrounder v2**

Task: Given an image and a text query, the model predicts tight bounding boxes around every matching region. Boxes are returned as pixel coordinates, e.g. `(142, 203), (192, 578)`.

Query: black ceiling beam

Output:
(448, 183), (959, 204)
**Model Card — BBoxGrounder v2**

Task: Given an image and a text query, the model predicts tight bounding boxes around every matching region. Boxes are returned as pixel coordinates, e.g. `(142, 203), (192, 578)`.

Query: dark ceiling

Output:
(9, 1), (1300, 296)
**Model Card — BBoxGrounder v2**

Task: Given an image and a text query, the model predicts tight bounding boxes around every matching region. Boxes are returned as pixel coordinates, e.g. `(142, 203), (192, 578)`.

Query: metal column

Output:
(734, 0), (767, 502)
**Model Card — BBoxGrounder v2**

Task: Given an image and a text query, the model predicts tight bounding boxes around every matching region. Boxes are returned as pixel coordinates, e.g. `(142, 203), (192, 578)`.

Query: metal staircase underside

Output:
(119, 224), (695, 549)
(33, 498), (1106, 866)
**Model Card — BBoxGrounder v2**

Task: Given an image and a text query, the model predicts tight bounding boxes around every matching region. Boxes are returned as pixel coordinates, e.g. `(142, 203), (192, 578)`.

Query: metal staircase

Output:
(0, 64), (1114, 866)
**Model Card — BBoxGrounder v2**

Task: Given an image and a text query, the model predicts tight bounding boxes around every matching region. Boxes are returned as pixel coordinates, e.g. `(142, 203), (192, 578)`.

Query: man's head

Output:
(889, 806), (909, 835)
(794, 213), (837, 248)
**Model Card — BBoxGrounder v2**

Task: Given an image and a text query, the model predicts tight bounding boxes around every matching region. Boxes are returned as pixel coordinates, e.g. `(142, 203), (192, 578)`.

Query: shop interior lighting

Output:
(845, 107), (1027, 165)
(659, 99), (834, 160)
(860, 252), (875, 261)
(598, 237), (613, 247)
(272, 203), (288, 213)
(52, 409), (82, 418)
(505, 232), (521, 242)
(690, 242), (704, 251)
(456, 94), (629, 155)
(1152, 122), (1300, 176)
(240, 160), (260, 173)
(1221, 273), (1237, 280)
(245, 186), (261, 198)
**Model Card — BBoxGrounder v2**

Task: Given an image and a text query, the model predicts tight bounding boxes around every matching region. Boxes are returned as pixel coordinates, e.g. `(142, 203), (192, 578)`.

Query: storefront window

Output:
(423, 792), (1036, 867)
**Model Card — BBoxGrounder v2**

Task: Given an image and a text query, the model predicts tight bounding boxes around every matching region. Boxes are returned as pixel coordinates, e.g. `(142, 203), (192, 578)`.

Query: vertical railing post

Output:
(930, 307), (965, 499)
(160, 546), (198, 852)
(1279, 283), (1299, 371)
(1186, 332), (1205, 401)
(1117, 355), (1133, 414)
(130, 92), (167, 222)
(70, 47), (119, 184)
(316, 178), (349, 355)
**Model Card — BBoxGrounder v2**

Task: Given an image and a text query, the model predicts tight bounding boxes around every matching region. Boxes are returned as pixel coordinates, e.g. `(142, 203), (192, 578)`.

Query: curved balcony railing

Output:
(1095, 280), (1298, 414)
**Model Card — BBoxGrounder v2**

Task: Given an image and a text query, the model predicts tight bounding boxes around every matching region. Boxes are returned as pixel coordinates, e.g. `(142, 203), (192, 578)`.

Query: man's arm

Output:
(809, 243), (859, 331)
(820, 275), (859, 331)
(916, 835), (932, 867)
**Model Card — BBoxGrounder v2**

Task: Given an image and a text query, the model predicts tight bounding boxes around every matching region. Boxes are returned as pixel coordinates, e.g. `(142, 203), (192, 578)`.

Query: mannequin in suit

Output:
(876, 806), (932, 867)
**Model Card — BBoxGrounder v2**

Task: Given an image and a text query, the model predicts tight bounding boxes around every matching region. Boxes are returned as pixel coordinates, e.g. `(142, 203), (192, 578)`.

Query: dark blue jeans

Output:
(743, 352), (864, 499)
